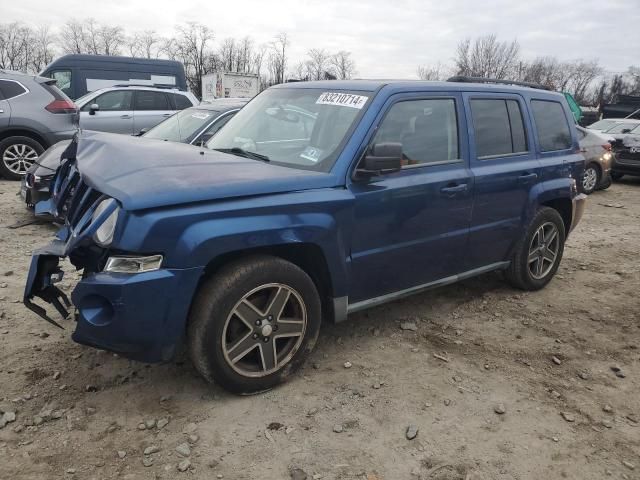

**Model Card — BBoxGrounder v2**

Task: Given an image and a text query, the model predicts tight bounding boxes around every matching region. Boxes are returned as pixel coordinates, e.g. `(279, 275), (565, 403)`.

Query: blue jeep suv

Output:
(24, 79), (586, 393)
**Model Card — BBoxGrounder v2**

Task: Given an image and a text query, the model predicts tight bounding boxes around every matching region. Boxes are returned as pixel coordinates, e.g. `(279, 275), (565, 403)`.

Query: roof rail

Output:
(111, 83), (178, 89)
(447, 76), (551, 91)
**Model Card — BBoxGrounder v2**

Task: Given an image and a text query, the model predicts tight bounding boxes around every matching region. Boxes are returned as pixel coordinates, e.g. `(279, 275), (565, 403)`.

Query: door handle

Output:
(518, 173), (538, 183)
(120, 114), (132, 119)
(440, 183), (468, 196)
(0, 109), (4, 113)
(162, 113), (172, 117)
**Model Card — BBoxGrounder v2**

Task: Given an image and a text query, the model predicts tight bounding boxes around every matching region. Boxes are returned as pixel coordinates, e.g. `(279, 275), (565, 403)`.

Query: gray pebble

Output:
(175, 442), (191, 457)
(406, 424), (419, 440)
(143, 445), (160, 456)
(177, 459), (191, 472)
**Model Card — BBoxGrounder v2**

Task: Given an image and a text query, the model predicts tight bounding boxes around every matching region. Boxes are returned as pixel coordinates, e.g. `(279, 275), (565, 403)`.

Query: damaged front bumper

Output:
(24, 239), (203, 362)
(24, 241), (72, 328)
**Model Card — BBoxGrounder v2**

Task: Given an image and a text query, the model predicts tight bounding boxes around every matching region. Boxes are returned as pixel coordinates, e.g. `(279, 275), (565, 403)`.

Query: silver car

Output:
(0, 70), (77, 180)
(576, 126), (614, 194)
(74, 85), (198, 135)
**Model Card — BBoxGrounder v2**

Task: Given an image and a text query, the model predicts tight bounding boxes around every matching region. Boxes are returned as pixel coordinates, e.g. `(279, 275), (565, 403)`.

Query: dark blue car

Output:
(23, 79), (586, 394)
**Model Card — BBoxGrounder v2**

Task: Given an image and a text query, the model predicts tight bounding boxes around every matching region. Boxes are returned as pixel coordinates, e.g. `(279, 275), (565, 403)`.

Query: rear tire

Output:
(0, 136), (44, 181)
(187, 255), (321, 394)
(505, 207), (565, 291)
(597, 174), (612, 191)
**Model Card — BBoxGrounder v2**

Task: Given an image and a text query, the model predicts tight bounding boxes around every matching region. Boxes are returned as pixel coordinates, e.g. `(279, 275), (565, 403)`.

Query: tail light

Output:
(45, 99), (77, 114)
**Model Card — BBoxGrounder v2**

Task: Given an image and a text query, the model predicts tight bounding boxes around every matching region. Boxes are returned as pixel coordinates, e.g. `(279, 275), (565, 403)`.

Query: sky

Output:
(4, 0), (640, 78)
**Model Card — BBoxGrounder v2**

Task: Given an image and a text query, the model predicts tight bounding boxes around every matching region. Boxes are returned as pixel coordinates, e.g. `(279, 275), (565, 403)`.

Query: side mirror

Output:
(89, 103), (100, 116)
(135, 128), (149, 137)
(355, 142), (402, 177)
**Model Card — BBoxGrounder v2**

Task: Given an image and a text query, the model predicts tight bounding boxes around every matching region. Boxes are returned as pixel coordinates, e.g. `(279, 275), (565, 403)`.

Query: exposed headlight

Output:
(92, 199), (119, 246)
(603, 152), (612, 161)
(104, 255), (163, 273)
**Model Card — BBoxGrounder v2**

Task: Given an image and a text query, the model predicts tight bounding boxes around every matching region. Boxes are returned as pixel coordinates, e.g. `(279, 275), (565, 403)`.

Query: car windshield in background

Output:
(604, 122), (640, 134)
(588, 119), (617, 131)
(206, 88), (371, 172)
(144, 108), (220, 143)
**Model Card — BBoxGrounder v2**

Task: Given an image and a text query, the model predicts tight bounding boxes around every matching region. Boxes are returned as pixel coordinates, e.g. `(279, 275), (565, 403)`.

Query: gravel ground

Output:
(0, 177), (639, 480)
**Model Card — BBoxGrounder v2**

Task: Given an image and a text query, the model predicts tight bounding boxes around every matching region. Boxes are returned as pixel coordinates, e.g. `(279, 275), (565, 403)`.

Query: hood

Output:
(29, 140), (72, 178)
(71, 131), (339, 211)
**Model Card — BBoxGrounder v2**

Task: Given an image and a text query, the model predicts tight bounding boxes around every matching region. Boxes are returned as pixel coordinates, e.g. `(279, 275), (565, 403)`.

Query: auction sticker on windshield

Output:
(316, 92), (368, 109)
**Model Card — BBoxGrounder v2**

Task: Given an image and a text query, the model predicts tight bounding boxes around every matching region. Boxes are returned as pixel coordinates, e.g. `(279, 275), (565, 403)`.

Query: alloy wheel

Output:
(222, 283), (307, 378)
(528, 222), (560, 280)
(582, 167), (597, 192)
(2, 144), (38, 175)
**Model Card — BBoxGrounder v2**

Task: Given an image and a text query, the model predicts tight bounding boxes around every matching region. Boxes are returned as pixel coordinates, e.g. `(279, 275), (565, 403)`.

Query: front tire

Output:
(505, 207), (565, 291)
(581, 163), (600, 194)
(187, 255), (321, 394)
(0, 136), (44, 180)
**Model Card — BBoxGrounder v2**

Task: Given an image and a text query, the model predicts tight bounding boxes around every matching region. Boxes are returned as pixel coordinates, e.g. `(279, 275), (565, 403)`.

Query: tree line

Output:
(417, 34), (640, 106)
(1, 21), (638, 105)
(0, 19), (357, 98)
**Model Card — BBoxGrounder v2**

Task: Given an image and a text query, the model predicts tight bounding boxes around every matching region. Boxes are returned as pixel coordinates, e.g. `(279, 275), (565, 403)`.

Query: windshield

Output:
(604, 122), (640, 134)
(588, 120), (617, 131)
(206, 88), (371, 171)
(144, 108), (221, 143)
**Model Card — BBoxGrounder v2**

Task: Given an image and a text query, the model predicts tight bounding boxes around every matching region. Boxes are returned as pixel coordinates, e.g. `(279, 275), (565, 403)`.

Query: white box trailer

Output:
(201, 72), (260, 101)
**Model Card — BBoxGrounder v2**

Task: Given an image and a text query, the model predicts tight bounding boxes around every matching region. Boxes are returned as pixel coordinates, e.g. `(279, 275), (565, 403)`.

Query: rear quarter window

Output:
(0, 80), (28, 100)
(531, 100), (572, 152)
(173, 94), (193, 110)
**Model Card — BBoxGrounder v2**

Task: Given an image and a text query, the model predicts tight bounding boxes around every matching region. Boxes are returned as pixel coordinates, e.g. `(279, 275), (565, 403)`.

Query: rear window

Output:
(471, 99), (528, 158)
(135, 91), (170, 111)
(173, 94), (193, 110)
(0, 80), (28, 100)
(41, 82), (73, 102)
(531, 100), (572, 152)
(588, 119), (616, 131)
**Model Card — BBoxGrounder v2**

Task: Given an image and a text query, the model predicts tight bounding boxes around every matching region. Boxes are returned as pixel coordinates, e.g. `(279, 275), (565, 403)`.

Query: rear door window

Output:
(0, 80), (28, 100)
(531, 100), (572, 152)
(135, 91), (170, 111)
(470, 98), (528, 158)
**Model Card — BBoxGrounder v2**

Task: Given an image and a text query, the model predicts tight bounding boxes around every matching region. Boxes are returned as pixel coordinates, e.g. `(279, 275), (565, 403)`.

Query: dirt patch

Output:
(1, 178), (639, 479)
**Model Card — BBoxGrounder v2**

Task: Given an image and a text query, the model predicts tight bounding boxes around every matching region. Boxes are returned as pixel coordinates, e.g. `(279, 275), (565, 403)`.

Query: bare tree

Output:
(128, 30), (162, 58)
(266, 32), (289, 85)
(99, 25), (124, 56)
(168, 22), (214, 97)
(330, 50), (356, 79)
(0, 22), (30, 71)
(30, 25), (56, 72)
(59, 19), (86, 54)
(305, 48), (330, 81)
(83, 18), (101, 55)
(455, 34), (520, 79)
(290, 60), (309, 81)
(416, 63), (448, 81)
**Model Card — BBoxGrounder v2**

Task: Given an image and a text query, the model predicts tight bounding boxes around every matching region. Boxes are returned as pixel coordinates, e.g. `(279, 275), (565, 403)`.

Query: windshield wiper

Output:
(214, 147), (270, 162)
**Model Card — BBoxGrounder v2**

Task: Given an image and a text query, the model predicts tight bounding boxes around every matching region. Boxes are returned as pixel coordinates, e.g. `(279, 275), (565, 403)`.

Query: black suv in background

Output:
(0, 70), (77, 180)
